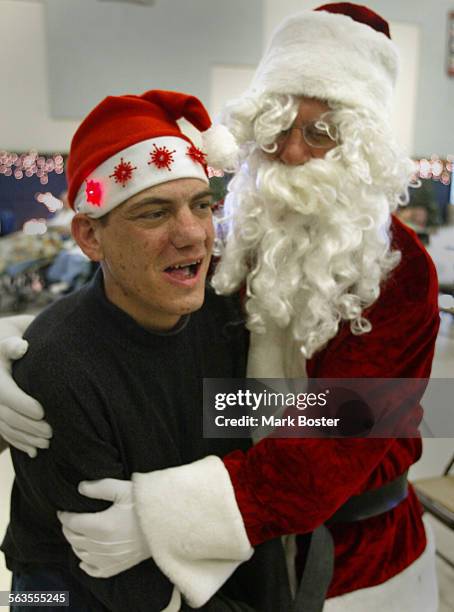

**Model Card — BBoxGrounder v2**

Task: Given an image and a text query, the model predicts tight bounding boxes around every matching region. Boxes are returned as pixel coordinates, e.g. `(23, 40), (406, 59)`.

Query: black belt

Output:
(292, 472), (409, 612)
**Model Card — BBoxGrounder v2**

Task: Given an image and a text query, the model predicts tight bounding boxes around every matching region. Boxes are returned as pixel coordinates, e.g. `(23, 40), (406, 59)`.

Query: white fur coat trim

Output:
(133, 455), (253, 608)
(160, 587), (181, 612)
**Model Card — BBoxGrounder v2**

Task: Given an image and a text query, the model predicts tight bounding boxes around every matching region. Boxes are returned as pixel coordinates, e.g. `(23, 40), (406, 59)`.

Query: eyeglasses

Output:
(275, 119), (339, 150)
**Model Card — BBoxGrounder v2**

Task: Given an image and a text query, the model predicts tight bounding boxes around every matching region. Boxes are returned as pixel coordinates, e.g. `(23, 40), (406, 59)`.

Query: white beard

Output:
(212, 149), (401, 359)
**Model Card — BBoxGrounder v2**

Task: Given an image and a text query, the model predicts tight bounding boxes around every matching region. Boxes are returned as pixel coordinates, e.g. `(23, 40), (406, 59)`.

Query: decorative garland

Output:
(1, 151), (451, 187)
(413, 155), (453, 185)
(0, 150), (65, 185)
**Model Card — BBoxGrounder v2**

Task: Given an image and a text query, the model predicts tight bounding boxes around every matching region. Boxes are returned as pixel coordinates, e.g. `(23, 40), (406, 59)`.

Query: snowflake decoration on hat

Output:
(186, 144), (207, 166)
(109, 157), (137, 187)
(85, 180), (103, 207)
(148, 144), (176, 171)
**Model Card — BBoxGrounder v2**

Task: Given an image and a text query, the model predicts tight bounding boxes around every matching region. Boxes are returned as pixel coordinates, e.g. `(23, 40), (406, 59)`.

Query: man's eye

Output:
(278, 129), (291, 138)
(144, 210), (166, 220)
(306, 125), (325, 137)
(305, 123), (336, 146)
(194, 201), (214, 211)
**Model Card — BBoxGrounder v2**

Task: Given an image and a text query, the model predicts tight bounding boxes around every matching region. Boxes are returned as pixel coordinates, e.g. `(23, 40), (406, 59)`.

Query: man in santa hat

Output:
(0, 89), (297, 612)
(0, 3), (440, 612)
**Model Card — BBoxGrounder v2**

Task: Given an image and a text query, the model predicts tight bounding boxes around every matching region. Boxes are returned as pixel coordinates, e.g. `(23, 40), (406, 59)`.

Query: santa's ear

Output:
(71, 214), (104, 262)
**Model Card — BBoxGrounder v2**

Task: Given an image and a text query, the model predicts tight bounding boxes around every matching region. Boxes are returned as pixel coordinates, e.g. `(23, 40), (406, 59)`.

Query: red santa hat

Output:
(67, 90), (212, 218)
(203, 2), (399, 169)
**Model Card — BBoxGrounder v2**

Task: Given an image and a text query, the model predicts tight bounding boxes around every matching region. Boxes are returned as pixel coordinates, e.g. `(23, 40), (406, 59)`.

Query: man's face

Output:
(95, 178), (214, 331)
(268, 97), (337, 165)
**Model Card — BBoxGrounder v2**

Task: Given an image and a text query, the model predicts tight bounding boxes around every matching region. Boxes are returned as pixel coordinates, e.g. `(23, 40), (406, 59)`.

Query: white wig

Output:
(212, 94), (415, 359)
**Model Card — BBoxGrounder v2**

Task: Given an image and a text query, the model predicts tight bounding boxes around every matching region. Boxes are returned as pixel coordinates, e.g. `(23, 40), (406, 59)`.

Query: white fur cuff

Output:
(133, 455), (254, 607)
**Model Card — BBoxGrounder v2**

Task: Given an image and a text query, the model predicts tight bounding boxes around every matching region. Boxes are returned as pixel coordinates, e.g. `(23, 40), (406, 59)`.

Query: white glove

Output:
(57, 478), (152, 578)
(0, 315), (52, 458)
(0, 315), (34, 341)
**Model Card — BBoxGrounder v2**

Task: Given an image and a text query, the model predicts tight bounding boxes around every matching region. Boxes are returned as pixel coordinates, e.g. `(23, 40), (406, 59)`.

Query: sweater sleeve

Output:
(9, 349), (178, 612)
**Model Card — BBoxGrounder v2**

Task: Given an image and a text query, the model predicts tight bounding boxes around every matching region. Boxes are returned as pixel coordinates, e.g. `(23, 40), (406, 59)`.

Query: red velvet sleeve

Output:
(223, 218), (440, 545)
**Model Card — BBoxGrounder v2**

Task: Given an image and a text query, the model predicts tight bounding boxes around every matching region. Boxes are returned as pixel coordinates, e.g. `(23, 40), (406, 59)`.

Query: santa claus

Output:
(0, 3), (440, 611)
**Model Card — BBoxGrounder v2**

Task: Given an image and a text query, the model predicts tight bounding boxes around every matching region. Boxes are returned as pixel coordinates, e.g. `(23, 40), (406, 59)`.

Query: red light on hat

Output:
(148, 144), (176, 171)
(86, 180), (103, 207)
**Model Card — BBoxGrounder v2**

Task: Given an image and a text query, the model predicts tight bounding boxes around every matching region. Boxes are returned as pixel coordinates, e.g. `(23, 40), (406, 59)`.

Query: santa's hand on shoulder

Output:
(57, 478), (151, 578)
(0, 315), (52, 457)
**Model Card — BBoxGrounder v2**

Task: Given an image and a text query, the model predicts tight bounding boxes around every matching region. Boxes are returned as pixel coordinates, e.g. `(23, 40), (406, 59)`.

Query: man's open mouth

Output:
(164, 259), (202, 280)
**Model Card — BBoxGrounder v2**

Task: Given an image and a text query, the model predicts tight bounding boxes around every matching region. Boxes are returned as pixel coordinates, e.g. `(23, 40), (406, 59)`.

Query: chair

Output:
(413, 453), (454, 568)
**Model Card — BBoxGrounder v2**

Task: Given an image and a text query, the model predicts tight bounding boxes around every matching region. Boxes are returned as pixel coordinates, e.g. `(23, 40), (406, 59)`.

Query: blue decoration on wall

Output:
(0, 171), (67, 233)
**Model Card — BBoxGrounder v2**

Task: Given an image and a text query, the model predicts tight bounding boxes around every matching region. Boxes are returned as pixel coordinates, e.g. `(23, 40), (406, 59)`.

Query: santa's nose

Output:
(278, 128), (312, 166)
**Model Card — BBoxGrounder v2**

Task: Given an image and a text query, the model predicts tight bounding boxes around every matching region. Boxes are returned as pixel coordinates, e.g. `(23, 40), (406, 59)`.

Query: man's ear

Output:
(71, 214), (104, 262)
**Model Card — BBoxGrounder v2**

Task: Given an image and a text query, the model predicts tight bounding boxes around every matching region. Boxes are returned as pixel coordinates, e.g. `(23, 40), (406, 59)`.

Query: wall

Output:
(0, 1), (78, 151)
(374, 0), (454, 158)
(45, 0), (263, 119)
(0, 0), (263, 152)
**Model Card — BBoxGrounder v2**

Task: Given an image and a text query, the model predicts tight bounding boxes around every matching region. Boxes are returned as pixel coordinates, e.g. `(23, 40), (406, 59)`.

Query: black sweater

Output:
(1, 271), (291, 611)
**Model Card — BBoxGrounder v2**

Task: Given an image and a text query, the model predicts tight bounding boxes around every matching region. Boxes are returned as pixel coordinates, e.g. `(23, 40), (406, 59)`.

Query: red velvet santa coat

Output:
(222, 215), (440, 597)
(133, 216), (440, 608)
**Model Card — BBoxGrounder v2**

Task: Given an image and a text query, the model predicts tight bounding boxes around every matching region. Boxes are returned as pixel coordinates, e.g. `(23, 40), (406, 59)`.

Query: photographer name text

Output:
(214, 415), (340, 428)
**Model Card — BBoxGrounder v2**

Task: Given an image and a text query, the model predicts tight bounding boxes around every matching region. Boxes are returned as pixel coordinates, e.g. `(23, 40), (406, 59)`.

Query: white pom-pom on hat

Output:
(202, 124), (240, 172)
